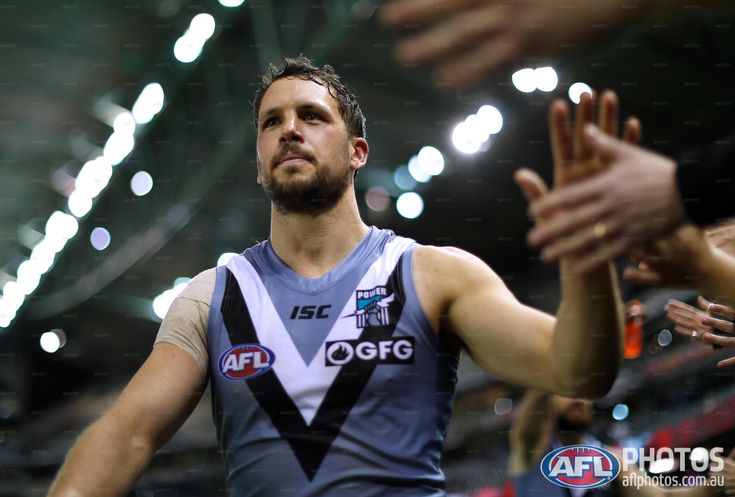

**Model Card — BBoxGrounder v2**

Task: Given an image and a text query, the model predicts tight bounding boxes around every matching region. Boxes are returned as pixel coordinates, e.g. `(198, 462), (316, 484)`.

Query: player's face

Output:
(552, 395), (593, 431)
(256, 77), (359, 214)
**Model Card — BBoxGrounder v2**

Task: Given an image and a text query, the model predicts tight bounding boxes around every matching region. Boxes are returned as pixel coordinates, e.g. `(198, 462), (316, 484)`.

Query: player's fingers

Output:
(622, 266), (661, 286)
(379, 0), (482, 26)
(711, 303), (735, 321)
(514, 168), (549, 204)
(597, 90), (619, 138)
(574, 92), (595, 161)
(622, 116), (642, 144)
(715, 355), (735, 369)
(573, 237), (630, 274)
(702, 317), (735, 334)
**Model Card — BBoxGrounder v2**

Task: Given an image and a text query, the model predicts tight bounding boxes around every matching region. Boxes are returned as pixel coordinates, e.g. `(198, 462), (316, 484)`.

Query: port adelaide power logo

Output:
(353, 285), (392, 328)
(328, 284), (414, 366)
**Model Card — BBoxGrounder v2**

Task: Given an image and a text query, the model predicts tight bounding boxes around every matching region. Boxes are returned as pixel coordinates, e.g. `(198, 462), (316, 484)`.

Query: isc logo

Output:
(289, 305), (331, 320)
(540, 445), (620, 489)
(218, 344), (275, 380)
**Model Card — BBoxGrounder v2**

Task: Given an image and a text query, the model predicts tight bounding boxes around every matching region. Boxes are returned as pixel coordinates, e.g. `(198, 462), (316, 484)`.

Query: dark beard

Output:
(261, 163), (352, 215)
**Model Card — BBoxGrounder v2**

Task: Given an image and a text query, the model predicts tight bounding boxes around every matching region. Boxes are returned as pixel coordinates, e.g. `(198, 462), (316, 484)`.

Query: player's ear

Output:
(351, 137), (369, 174)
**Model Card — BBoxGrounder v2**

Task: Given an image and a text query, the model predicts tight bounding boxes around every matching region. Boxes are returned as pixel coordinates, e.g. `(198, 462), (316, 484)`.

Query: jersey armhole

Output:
(401, 244), (443, 349)
(206, 265), (229, 378)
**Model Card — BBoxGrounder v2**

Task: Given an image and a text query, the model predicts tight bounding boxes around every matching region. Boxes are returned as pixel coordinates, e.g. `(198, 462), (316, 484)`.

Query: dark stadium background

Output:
(0, 1), (734, 495)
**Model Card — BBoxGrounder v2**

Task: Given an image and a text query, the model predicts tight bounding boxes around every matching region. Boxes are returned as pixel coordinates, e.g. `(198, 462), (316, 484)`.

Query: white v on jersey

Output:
(207, 227), (459, 496)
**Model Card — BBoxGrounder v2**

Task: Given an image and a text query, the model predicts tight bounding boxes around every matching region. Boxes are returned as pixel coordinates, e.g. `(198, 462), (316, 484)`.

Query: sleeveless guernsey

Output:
(206, 227), (459, 497)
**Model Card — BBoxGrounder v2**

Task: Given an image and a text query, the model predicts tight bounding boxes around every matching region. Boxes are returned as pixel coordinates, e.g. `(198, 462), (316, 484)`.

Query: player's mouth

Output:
(278, 153), (309, 166)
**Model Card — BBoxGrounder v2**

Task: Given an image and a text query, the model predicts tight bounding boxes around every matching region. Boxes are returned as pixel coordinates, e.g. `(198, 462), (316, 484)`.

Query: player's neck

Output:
(269, 192), (369, 279)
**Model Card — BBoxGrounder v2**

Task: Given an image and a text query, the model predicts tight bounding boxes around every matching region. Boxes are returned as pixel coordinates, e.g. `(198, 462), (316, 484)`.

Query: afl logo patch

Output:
(218, 344), (275, 380)
(540, 445), (620, 489)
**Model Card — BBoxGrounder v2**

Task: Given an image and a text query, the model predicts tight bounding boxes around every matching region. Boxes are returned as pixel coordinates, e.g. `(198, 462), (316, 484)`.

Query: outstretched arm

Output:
(621, 224), (735, 309)
(378, 0), (726, 89)
(415, 240), (622, 398)
(379, 0), (638, 88)
(697, 249), (735, 309)
(47, 343), (206, 497)
(417, 93), (628, 397)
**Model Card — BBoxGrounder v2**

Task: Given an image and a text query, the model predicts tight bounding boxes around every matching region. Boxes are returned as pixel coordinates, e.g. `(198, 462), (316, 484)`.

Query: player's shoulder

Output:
(177, 267), (216, 304)
(410, 245), (506, 307)
(412, 244), (502, 286)
(413, 244), (489, 269)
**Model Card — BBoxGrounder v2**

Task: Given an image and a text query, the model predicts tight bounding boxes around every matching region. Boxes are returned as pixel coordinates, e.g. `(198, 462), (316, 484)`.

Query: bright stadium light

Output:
(103, 132), (135, 166)
(2, 281), (24, 312)
(612, 403), (629, 421)
(407, 156), (431, 183)
(657, 329), (673, 347)
(68, 190), (93, 218)
(112, 111), (136, 136)
(132, 83), (165, 124)
(649, 458), (675, 475)
(17, 260), (42, 295)
(45, 211), (79, 243)
(190, 13), (216, 40)
(29, 239), (56, 274)
(90, 227), (111, 251)
(416, 146), (445, 176)
(452, 122), (483, 154)
(396, 192), (424, 219)
(365, 186), (390, 213)
(393, 165), (417, 191)
(476, 105), (503, 135)
(534, 66), (558, 92)
(130, 171), (154, 197)
(40, 329), (66, 354)
(74, 157), (113, 199)
(568, 82), (593, 104)
(174, 33), (203, 63)
(512, 68), (536, 93)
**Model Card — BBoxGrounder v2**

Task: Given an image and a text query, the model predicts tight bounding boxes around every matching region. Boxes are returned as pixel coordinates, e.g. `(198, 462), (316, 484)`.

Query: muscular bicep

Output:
(415, 246), (560, 391)
(108, 342), (206, 451)
(450, 277), (559, 391)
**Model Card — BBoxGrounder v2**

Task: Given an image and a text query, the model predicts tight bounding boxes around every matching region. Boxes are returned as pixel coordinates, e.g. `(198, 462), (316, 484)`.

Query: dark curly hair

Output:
(252, 56), (366, 139)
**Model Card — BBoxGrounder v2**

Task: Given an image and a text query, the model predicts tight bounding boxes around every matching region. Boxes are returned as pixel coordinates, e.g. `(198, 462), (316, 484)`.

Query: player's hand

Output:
(706, 221), (735, 254)
(699, 296), (735, 367)
(665, 297), (735, 367)
(621, 225), (716, 288)
(517, 90), (641, 273)
(379, 0), (635, 88)
(527, 127), (685, 273)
